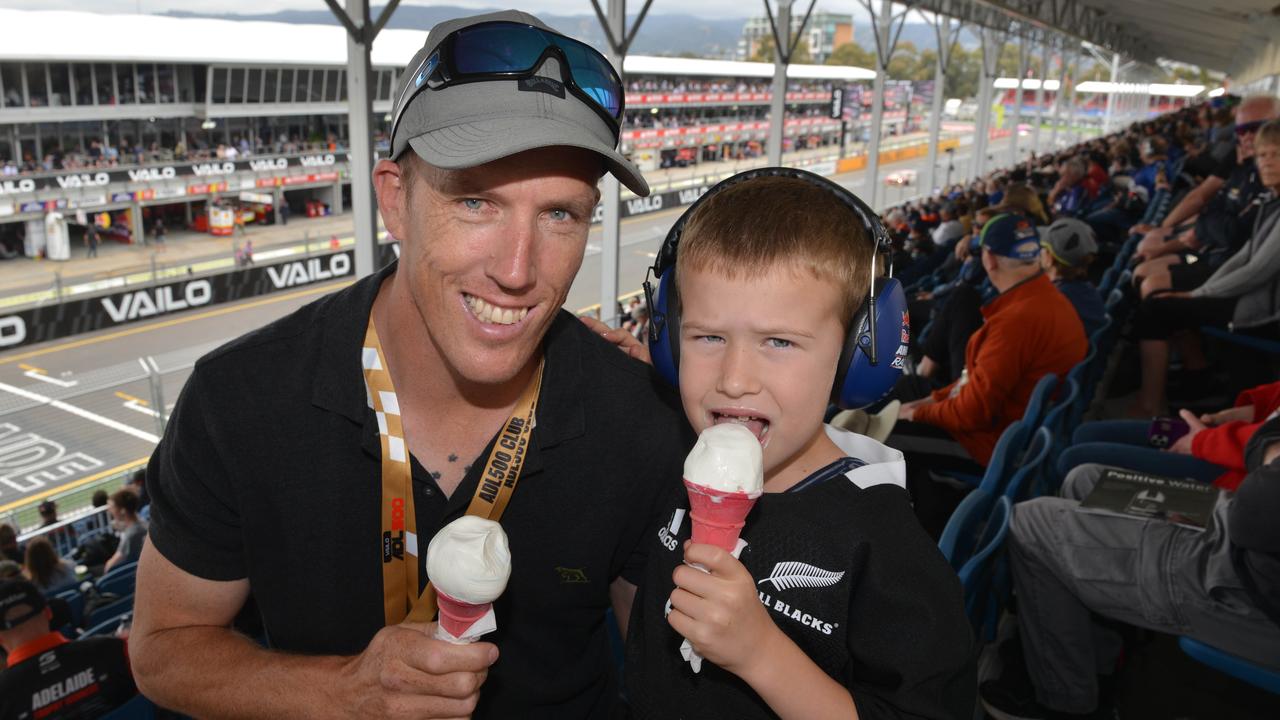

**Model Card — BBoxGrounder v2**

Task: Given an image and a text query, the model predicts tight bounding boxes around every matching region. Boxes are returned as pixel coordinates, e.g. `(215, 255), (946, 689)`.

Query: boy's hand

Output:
(667, 542), (778, 679)
(1200, 405), (1254, 426)
(580, 316), (652, 365)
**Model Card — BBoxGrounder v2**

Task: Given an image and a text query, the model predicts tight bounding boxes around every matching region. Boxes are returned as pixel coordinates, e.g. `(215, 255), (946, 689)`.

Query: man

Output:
(38, 500), (58, 528)
(1047, 159), (1089, 219)
(891, 214), (1088, 535)
(102, 489), (145, 574)
(930, 202), (965, 248)
(84, 222), (98, 259)
(1131, 95), (1280, 298)
(131, 11), (690, 719)
(981, 416), (1280, 720)
(0, 579), (138, 719)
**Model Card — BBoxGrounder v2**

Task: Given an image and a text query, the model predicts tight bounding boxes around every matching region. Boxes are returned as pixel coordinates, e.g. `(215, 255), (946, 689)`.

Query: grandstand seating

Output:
(82, 611), (132, 639)
(101, 693), (157, 720)
(954, 495), (1012, 642)
(96, 561), (139, 598)
(55, 586), (86, 633)
(1178, 637), (1280, 695)
(1020, 374), (1059, 429)
(1002, 427), (1054, 502)
(83, 594), (134, 632)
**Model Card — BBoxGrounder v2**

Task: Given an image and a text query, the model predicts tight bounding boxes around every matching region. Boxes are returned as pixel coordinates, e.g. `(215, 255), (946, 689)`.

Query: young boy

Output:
(623, 174), (976, 719)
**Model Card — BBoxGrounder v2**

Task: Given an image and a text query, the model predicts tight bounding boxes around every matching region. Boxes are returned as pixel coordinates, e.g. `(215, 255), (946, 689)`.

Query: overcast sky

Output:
(0, 0), (785, 20)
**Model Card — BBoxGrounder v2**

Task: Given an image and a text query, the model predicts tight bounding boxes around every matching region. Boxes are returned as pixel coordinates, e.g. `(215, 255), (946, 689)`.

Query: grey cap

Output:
(1039, 218), (1098, 268)
(389, 10), (649, 196)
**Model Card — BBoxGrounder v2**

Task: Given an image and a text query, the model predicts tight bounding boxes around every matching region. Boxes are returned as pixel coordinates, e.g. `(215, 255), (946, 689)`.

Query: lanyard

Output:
(362, 315), (543, 626)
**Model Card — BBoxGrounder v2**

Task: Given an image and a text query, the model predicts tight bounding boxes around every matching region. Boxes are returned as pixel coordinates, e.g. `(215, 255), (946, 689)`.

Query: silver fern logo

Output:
(757, 562), (845, 592)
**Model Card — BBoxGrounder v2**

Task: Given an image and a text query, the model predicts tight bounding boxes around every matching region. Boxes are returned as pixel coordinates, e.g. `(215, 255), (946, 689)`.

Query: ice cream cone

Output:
(683, 478), (761, 553)
(435, 592), (491, 641)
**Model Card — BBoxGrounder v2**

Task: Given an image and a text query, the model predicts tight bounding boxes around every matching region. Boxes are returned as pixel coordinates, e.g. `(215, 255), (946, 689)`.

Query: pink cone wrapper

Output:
(683, 478), (761, 552)
(435, 591), (493, 643)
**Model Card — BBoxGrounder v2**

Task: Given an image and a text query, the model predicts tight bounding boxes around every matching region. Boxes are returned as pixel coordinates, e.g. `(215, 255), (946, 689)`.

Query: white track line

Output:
(0, 382), (160, 444)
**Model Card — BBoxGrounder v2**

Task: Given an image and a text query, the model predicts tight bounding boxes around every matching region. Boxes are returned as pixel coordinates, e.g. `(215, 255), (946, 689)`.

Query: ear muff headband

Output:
(642, 166), (909, 409)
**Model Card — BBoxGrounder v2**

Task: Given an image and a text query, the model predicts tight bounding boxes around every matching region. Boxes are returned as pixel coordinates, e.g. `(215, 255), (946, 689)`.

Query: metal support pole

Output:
(327, 0), (400, 277)
(766, 1), (792, 166)
(1068, 52), (1080, 143)
(1049, 45), (1069, 149)
(1032, 40), (1048, 156)
(862, 0), (896, 209)
(1008, 36), (1028, 166)
(1103, 51), (1120, 135)
(971, 28), (1001, 180)
(599, 0), (626, 327)
(590, 0), (654, 326)
(924, 14), (956, 196)
(343, 0), (378, 277)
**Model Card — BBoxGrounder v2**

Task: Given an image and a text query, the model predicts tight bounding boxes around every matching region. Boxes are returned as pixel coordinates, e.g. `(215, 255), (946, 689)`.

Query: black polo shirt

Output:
(146, 261), (693, 718)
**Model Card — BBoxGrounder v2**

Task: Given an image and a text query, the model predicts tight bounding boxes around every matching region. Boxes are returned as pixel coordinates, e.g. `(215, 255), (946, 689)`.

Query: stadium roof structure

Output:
(625, 55), (876, 81)
(0, 8), (873, 82)
(914, 0), (1280, 83)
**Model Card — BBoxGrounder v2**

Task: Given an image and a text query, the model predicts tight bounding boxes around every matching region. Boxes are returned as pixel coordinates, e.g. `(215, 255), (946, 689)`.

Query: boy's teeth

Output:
(466, 295), (529, 325)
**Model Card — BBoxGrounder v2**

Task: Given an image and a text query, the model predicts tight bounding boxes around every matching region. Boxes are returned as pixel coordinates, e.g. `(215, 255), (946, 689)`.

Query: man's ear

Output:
(372, 158), (408, 241)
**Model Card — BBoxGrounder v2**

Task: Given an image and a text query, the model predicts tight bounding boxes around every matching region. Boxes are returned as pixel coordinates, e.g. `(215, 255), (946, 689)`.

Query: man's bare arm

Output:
(130, 541), (495, 720)
(1161, 175), (1223, 229)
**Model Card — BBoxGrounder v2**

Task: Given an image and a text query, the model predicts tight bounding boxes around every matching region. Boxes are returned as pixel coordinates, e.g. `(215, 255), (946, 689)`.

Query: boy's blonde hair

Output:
(675, 175), (874, 330)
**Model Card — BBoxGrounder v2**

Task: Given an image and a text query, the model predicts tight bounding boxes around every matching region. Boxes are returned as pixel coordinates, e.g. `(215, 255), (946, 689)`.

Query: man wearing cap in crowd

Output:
(889, 214), (1088, 536)
(0, 578), (138, 718)
(1040, 217), (1107, 337)
(131, 10), (690, 718)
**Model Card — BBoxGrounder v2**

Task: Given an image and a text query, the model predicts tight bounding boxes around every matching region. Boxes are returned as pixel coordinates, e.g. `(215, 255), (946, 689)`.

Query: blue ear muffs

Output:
(642, 166), (909, 410)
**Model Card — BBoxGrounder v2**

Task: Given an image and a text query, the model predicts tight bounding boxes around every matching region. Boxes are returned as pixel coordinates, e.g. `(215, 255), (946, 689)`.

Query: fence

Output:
(0, 338), (219, 533)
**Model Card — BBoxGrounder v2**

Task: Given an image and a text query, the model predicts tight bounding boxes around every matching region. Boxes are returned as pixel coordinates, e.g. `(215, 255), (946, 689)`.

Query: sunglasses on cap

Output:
(392, 21), (624, 143)
(1235, 120), (1266, 137)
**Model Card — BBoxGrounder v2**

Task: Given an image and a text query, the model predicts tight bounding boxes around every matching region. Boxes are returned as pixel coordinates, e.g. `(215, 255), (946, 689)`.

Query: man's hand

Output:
(1168, 409), (1208, 455)
(581, 316), (652, 365)
(898, 397), (933, 422)
(1135, 227), (1174, 260)
(338, 622), (496, 720)
(1131, 223), (1155, 235)
(667, 543), (780, 679)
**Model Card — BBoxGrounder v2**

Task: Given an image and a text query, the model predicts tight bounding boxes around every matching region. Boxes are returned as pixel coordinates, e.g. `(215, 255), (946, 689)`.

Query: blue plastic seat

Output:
(1178, 637), (1280, 694)
(1037, 379), (1080, 495)
(1003, 427), (1053, 502)
(96, 562), (138, 598)
(55, 587), (85, 632)
(100, 693), (156, 720)
(938, 420), (1030, 491)
(939, 488), (996, 571)
(956, 495), (1012, 642)
(81, 611), (132, 638)
(1020, 374), (1058, 429)
(1098, 268), (1119, 296)
(1201, 325), (1280, 356)
(83, 595), (133, 631)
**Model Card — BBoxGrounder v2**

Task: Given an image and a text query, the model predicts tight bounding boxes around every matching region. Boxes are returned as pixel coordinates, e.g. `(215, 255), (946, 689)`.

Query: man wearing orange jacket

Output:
(890, 214), (1088, 535)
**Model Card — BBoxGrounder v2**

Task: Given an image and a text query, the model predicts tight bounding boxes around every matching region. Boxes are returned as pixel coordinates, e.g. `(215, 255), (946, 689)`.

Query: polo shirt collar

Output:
(311, 261), (586, 459)
(7, 631), (67, 668)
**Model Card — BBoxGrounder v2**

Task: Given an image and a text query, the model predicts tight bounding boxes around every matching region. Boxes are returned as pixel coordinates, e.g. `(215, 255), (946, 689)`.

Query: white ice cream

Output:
(426, 516), (512, 604)
(684, 424), (765, 494)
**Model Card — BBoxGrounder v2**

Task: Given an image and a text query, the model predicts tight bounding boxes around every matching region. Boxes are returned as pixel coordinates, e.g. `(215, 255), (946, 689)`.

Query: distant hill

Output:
(163, 5), (976, 60)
